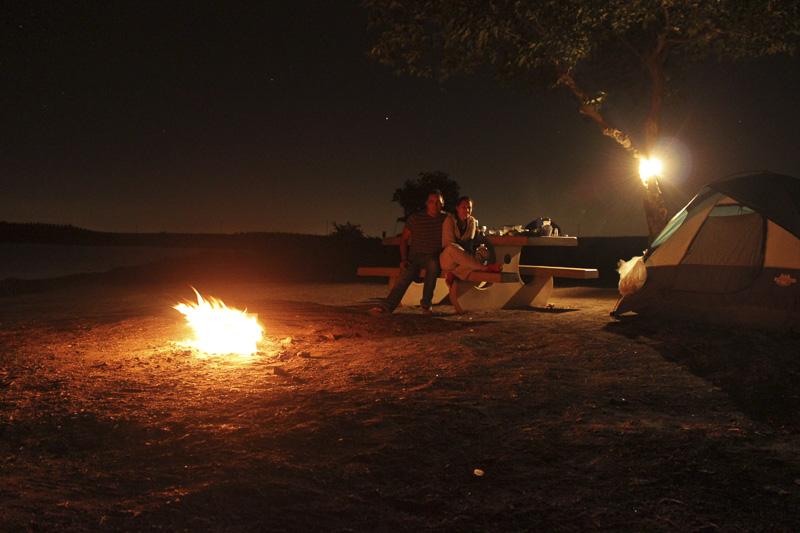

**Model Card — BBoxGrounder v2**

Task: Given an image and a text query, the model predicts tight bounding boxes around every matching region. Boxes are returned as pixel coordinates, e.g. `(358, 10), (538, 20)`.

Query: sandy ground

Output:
(2, 280), (800, 532)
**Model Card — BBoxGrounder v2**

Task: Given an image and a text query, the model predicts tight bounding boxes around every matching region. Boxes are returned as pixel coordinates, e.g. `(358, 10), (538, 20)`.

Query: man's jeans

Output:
(382, 251), (441, 312)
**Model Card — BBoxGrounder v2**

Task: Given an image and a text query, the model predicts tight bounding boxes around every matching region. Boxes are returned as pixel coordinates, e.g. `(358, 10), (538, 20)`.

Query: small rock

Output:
(268, 366), (289, 376)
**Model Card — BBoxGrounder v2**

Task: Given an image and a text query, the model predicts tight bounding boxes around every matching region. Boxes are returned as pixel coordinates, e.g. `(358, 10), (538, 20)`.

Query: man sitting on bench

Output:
(370, 190), (448, 316)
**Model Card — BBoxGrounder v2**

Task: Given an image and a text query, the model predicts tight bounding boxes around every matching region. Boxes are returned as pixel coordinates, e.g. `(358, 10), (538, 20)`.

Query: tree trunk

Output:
(643, 44), (667, 153)
(643, 177), (668, 244)
(642, 48), (669, 243)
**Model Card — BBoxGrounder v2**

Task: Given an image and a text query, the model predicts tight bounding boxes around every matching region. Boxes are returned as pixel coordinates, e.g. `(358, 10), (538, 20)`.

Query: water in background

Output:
(0, 243), (201, 280)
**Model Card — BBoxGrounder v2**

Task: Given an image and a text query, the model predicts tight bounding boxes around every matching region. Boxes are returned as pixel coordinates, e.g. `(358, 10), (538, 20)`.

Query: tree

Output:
(329, 221), (367, 241)
(392, 171), (461, 218)
(365, 0), (800, 242)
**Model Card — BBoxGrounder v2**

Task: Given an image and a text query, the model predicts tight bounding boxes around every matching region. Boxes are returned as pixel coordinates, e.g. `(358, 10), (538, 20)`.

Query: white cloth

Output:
(442, 213), (477, 248)
(440, 243), (484, 280)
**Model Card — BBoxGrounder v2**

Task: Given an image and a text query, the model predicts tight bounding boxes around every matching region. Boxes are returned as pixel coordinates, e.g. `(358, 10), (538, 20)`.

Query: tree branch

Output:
(556, 68), (639, 158)
(505, 23), (640, 159)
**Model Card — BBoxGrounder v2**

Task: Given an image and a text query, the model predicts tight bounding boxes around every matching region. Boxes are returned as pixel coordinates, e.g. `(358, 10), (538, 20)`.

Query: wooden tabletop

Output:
(381, 235), (578, 247)
(484, 235), (577, 246)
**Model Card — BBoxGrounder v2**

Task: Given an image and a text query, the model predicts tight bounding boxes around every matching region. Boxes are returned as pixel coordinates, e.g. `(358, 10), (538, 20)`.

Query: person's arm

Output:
(399, 226), (412, 269)
(461, 216), (477, 251)
(467, 217), (477, 240)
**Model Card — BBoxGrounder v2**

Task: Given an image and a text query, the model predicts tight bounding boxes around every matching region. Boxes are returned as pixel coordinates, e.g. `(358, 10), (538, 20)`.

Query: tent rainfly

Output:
(613, 172), (800, 330)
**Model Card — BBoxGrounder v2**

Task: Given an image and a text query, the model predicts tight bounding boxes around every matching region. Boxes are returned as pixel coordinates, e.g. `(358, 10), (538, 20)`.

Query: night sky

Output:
(3, 1), (800, 238)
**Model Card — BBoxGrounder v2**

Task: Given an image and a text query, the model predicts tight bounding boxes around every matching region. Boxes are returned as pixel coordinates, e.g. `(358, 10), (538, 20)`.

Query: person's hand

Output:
(399, 260), (410, 270)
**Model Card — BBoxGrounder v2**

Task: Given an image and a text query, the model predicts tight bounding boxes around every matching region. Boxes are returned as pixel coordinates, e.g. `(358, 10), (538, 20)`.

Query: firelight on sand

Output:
(174, 289), (264, 356)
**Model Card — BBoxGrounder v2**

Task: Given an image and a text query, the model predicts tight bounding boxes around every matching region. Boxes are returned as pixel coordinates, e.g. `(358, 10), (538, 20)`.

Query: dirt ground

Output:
(2, 279), (800, 532)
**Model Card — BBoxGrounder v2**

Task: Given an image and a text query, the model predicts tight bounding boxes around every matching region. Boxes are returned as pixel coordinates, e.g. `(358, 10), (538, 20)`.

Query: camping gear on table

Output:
(613, 171), (800, 330)
(525, 218), (558, 236)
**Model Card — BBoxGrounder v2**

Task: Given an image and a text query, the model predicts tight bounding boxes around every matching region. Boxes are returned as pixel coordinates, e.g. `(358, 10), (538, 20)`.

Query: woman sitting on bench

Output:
(440, 196), (501, 286)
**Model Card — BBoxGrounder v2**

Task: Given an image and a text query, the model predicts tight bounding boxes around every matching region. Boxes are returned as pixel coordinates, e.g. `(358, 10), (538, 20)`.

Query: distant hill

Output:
(0, 221), (396, 294)
(0, 221), (335, 249)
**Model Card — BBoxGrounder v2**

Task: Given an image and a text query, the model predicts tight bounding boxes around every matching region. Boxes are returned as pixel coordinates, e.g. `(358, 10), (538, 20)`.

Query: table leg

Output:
(505, 276), (554, 307)
(491, 244), (523, 271)
(448, 274), (555, 311)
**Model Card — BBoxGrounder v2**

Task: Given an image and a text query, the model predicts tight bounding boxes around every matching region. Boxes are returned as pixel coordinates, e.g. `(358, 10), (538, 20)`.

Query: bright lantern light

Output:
(174, 288), (264, 356)
(638, 157), (664, 185)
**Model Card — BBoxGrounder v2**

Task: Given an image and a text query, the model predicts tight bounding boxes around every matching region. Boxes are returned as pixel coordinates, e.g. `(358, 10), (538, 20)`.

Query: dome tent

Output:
(613, 172), (800, 330)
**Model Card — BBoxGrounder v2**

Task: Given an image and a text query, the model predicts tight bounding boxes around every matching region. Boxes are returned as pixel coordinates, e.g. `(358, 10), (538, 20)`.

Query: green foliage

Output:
(391, 171), (461, 218)
(329, 221), (367, 241)
(366, 1), (799, 80)
(366, 0), (800, 151)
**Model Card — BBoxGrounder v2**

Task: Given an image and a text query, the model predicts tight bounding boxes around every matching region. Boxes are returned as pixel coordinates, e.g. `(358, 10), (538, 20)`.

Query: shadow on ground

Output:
(605, 317), (800, 431)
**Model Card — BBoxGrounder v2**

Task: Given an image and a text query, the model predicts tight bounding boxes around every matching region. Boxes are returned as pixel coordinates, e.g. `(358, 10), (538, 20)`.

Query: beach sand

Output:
(1, 280), (799, 531)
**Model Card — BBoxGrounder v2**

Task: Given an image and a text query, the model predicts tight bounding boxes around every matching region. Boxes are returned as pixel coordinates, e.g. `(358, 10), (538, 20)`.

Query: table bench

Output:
(357, 263), (599, 313)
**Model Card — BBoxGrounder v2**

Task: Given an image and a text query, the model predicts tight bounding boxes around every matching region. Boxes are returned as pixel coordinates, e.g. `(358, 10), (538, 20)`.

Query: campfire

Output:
(174, 288), (264, 356)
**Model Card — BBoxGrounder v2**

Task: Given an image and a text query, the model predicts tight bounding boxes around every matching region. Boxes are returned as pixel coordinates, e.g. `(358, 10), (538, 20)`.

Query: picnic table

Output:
(358, 234), (599, 312)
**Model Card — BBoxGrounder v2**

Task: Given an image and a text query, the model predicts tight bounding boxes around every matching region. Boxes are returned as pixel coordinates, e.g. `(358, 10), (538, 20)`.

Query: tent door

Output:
(671, 207), (764, 293)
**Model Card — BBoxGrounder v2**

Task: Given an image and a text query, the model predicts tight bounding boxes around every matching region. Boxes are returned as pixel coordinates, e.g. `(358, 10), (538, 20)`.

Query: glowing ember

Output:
(174, 288), (264, 355)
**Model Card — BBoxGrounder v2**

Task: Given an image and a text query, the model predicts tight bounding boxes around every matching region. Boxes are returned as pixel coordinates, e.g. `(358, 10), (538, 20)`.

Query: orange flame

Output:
(174, 288), (264, 356)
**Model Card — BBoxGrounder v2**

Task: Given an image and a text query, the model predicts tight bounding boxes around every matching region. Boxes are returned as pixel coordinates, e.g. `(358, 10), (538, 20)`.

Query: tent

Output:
(613, 171), (800, 330)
